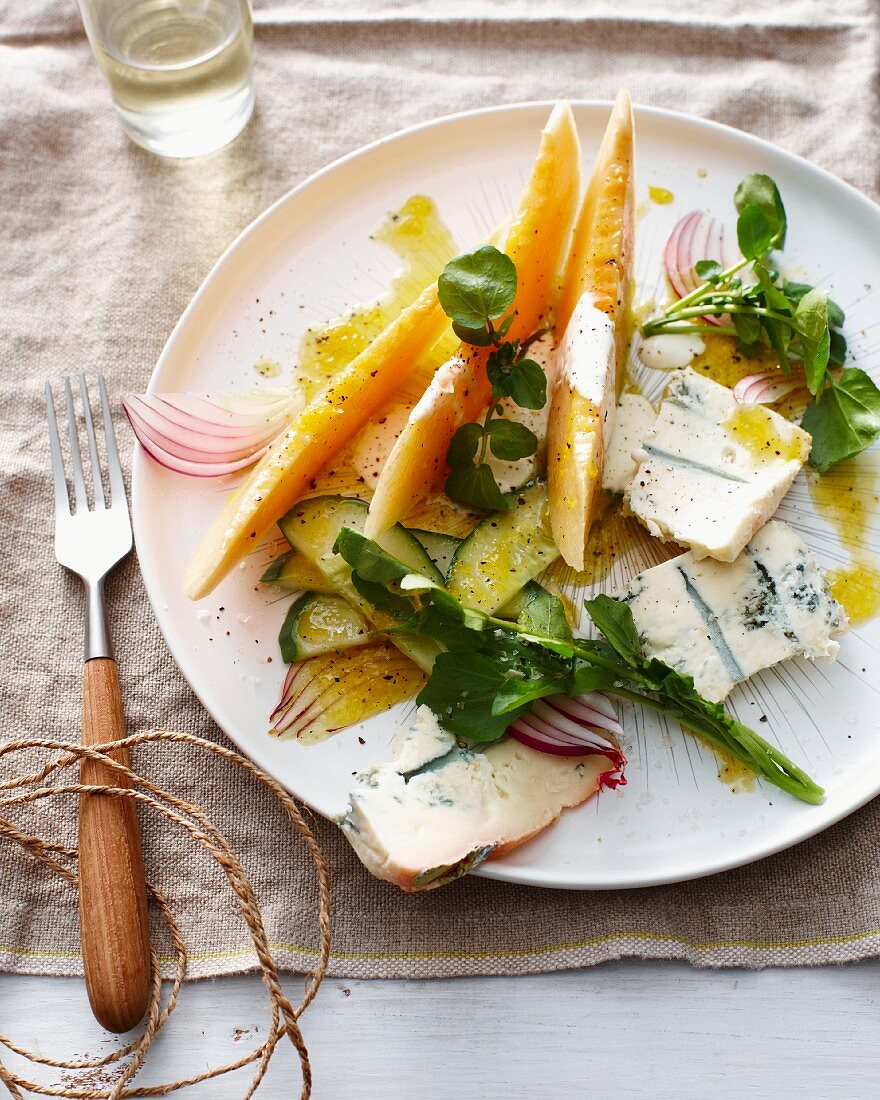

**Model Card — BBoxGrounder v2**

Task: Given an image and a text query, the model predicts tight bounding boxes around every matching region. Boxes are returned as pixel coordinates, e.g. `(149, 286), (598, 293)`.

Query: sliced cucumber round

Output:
(446, 482), (560, 613)
(279, 593), (374, 663)
(261, 549), (337, 593)
(408, 529), (462, 581)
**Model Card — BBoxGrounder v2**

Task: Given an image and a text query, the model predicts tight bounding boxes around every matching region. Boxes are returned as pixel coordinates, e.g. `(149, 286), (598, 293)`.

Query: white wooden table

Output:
(2, 962), (878, 1097)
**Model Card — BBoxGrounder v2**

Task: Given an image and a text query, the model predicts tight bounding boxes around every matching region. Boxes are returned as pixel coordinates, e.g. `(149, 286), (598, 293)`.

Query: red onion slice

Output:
(733, 371), (810, 406)
(510, 692), (626, 789)
(123, 391), (296, 478)
(664, 211), (742, 326)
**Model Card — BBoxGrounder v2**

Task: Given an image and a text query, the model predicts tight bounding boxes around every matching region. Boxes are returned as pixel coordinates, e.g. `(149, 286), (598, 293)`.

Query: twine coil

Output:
(0, 730), (332, 1099)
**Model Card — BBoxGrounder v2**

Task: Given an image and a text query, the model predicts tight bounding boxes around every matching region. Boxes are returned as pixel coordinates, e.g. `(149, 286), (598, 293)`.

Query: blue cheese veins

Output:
(615, 520), (847, 702)
(624, 367), (811, 561)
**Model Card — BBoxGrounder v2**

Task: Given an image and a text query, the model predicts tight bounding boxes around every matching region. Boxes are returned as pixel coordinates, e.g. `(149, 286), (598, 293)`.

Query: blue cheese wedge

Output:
(338, 706), (613, 891)
(625, 368), (811, 561)
(615, 519), (846, 702)
(602, 392), (656, 494)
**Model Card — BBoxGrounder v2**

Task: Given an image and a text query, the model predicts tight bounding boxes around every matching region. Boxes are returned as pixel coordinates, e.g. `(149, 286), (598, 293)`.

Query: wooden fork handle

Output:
(79, 657), (152, 1033)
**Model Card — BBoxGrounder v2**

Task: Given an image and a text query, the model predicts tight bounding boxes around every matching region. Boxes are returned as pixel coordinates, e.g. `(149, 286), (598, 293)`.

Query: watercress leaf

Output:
(488, 342), (518, 368)
(486, 342), (518, 399)
(438, 245), (517, 328)
(444, 462), (512, 511)
(784, 283), (845, 329)
(333, 528), (410, 585)
(753, 263), (792, 314)
(486, 418), (538, 461)
(494, 312), (515, 340)
(425, 588), (489, 632)
(520, 634), (577, 658)
(695, 259), (722, 282)
(734, 173), (787, 248)
(452, 321), (494, 347)
(732, 311), (762, 350)
(827, 298), (846, 330)
(446, 421), (484, 468)
(736, 203), (774, 261)
(350, 573), (414, 620)
(506, 358), (547, 410)
(583, 594), (643, 665)
(491, 673), (565, 716)
(829, 328), (847, 367)
(801, 368), (880, 471)
(571, 661), (618, 694)
(793, 288), (830, 394)
(782, 281), (811, 304)
(516, 587), (573, 643)
(391, 590), (487, 649)
(417, 651), (526, 742)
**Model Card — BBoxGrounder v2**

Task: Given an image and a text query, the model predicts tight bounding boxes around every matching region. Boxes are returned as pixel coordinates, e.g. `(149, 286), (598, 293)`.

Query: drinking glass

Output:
(76, 0), (255, 158)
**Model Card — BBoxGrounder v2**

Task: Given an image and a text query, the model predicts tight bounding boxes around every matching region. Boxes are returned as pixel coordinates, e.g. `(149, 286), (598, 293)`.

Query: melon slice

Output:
(547, 90), (635, 571)
(183, 285), (449, 599)
(364, 102), (582, 538)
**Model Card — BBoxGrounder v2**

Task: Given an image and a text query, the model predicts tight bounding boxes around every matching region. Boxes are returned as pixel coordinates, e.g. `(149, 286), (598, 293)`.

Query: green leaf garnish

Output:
(583, 593), (643, 666)
(505, 358), (547, 409)
(438, 245), (517, 329)
(418, 650), (527, 741)
(486, 418), (538, 461)
(801, 368), (880, 471)
(694, 259), (723, 281)
(734, 173), (787, 248)
(444, 463), (512, 511)
(446, 422), (485, 468)
(516, 587), (572, 643)
(793, 288), (830, 394)
(736, 203), (775, 262)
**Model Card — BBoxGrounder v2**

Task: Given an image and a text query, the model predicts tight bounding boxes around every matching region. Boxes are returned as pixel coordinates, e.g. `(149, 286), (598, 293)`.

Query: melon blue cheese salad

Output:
(125, 94), (880, 891)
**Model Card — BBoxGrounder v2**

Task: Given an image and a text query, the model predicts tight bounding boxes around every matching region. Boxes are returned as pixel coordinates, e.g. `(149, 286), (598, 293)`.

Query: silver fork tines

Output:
(45, 375), (132, 660)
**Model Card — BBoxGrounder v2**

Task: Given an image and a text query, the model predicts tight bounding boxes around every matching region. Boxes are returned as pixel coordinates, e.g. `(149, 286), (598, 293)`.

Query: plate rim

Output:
(132, 99), (880, 891)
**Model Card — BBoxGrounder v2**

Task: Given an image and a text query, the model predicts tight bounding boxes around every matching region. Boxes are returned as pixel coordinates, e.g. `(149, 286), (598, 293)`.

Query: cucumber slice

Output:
(262, 549), (337, 594)
(495, 580), (546, 620)
(279, 593), (374, 662)
(279, 497), (444, 586)
(408, 530), (462, 581)
(278, 496), (442, 672)
(446, 483), (560, 613)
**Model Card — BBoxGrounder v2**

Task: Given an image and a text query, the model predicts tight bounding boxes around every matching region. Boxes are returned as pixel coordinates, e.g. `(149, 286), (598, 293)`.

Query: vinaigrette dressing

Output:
(689, 333), (778, 389)
(723, 404), (805, 464)
(809, 456), (880, 625)
(296, 195), (457, 401)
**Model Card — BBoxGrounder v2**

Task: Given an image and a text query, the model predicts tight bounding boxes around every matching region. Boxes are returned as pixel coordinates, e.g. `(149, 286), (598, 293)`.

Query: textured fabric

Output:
(1, 0), (879, 981)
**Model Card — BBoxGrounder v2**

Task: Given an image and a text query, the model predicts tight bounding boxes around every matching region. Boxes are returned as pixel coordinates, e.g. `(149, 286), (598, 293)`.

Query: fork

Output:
(45, 375), (152, 1033)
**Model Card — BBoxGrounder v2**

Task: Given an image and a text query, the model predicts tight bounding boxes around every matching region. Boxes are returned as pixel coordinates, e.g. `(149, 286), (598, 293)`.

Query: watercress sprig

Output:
(332, 527), (825, 805)
(642, 173), (880, 470)
(437, 245), (547, 510)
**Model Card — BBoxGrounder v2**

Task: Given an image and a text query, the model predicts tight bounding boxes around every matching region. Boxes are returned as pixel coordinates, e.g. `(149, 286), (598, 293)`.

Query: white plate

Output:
(133, 102), (880, 889)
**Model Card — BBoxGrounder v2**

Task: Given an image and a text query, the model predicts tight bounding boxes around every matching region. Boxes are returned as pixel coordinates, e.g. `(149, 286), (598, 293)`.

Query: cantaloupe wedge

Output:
(364, 102), (582, 538)
(547, 90), (635, 571)
(184, 285), (449, 599)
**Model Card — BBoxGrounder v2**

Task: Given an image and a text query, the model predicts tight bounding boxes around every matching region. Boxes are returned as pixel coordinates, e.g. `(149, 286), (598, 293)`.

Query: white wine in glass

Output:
(77, 0), (255, 158)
